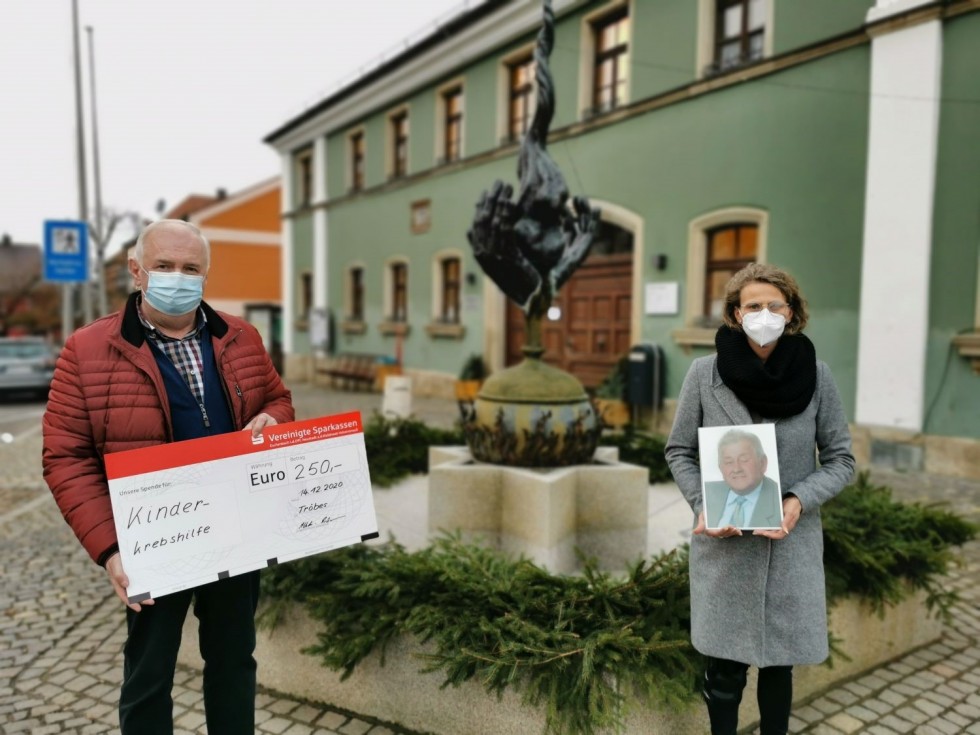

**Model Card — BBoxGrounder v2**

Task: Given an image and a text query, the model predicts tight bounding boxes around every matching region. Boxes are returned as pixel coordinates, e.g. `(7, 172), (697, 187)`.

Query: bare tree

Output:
(88, 208), (141, 317)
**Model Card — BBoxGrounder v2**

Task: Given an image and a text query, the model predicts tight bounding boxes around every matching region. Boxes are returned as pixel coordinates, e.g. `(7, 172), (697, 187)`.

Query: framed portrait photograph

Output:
(697, 424), (783, 531)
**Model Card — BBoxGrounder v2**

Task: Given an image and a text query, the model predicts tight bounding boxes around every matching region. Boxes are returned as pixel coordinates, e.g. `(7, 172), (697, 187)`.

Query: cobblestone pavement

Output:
(2, 384), (980, 734)
(0, 386), (425, 735)
(768, 470), (980, 735)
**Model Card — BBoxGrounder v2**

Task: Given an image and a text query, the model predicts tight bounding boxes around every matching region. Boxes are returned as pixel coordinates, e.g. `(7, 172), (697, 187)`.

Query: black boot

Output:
(703, 658), (748, 735)
(757, 665), (793, 735)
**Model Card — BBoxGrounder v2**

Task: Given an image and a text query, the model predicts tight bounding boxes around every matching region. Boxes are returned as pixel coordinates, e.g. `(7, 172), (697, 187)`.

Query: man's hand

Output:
(693, 511), (742, 538)
(244, 413), (278, 439)
(105, 552), (154, 612)
(754, 495), (803, 540)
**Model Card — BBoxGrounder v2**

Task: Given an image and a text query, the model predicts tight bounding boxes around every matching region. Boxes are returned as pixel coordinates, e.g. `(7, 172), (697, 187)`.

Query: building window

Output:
(508, 56), (535, 142)
(390, 112), (409, 179)
(674, 208), (768, 346)
(350, 131), (365, 192)
(349, 266), (364, 321)
(704, 223), (758, 320)
(715, 0), (766, 71)
(443, 87), (464, 163)
(440, 257), (461, 324)
(592, 8), (629, 115)
(295, 149), (313, 208)
(299, 271), (313, 321)
(427, 251), (467, 339)
(390, 262), (408, 322)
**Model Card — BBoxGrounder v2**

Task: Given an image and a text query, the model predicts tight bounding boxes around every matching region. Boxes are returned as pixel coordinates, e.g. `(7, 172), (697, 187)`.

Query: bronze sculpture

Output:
(467, 0), (600, 358)
(463, 0), (602, 467)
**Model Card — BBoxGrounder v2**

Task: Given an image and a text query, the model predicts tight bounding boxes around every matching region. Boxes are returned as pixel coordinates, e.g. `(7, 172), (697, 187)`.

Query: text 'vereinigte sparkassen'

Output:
(269, 420), (359, 443)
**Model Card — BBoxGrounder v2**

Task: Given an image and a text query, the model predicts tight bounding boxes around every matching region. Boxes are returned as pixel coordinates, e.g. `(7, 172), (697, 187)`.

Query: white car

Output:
(0, 337), (58, 399)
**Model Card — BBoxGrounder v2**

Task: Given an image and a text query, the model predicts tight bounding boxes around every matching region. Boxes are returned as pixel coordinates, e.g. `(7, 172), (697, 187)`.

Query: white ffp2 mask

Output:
(741, 309), (786, 347)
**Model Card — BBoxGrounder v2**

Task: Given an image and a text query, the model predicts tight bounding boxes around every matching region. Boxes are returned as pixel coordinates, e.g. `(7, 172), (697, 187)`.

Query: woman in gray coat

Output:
(665, 263), (854, 735)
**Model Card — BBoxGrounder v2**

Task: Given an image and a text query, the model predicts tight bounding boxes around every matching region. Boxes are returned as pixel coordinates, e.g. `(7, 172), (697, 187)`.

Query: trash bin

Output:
(627, 343), (664, 409)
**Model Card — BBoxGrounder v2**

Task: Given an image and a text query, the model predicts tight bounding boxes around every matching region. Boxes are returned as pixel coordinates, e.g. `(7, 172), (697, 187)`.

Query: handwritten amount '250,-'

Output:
(293, 458), (341, 480)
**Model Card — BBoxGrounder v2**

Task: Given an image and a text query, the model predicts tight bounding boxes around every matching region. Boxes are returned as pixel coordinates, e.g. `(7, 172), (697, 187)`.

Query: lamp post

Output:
(70, 0), (91, 330)
(85, 24), (109, 318)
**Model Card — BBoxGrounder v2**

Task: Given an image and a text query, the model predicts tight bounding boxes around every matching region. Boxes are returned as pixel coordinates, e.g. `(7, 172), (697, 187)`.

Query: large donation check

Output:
(105, 411), (378, 604)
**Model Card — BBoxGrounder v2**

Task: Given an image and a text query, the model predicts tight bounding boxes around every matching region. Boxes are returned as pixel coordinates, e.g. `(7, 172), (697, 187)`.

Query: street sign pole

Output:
(44, 221), (89, 343)
(62, 284), (73, 344)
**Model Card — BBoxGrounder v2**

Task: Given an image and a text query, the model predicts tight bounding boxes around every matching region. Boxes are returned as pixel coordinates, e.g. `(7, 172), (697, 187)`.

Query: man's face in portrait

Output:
(719, 439), (768, 494)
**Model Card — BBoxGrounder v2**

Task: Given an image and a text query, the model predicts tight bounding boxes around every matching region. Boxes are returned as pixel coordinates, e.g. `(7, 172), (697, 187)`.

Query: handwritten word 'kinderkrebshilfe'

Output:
(127, 499), (212, 556)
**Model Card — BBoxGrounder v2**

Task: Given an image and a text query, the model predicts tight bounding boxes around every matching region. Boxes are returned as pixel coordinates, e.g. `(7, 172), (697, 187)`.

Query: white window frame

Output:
(345, 261), (367, 322)
(385, 104), (411, 180)
(434, 77), (466, 165)
(673, 207), (769, 346)
(577, 0), (634, 120)
(294, 147), (313, 208)
(383, 256), (410, 322)
(297, 268), (313, 324)
(431, 250), (465, 324)
(696, 0), (775, 79)
(345, 126), (367, 192)
(426, 249), (467, 339)
(496, 43), (536, 145)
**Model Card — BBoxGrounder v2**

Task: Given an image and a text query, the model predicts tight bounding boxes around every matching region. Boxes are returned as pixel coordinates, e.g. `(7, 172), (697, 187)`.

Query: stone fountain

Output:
(462, 0), (600, 467)
(428, 0), (648, 574)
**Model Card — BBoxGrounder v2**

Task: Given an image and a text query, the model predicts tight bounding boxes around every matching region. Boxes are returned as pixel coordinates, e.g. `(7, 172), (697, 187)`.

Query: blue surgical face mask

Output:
(140, 266), (205, 316)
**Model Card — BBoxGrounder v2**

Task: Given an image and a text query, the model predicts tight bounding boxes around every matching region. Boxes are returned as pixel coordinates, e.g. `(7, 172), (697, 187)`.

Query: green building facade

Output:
(266, 0), (980, 478)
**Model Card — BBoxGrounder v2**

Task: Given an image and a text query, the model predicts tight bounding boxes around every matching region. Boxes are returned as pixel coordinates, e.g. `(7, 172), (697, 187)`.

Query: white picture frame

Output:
(697, 424), (783, 530)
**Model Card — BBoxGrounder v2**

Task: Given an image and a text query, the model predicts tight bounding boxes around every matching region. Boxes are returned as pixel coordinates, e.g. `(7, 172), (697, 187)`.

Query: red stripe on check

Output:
(104, 412), (363, 479)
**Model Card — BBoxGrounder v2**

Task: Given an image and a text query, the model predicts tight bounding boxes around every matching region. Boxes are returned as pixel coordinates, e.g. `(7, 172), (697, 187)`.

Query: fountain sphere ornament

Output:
(464, 0), (601, 467)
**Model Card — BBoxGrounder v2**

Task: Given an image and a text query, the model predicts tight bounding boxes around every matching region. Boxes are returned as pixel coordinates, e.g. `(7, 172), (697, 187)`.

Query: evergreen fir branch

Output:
(822, 471), (977, 618)
(264, 535), (697, 733)
(362, 413), (465, 487)
(256, 471), (975, 733)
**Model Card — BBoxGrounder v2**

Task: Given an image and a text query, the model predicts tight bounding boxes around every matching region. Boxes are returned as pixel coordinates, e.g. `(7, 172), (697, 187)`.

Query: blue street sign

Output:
(43, 220), (89, 283)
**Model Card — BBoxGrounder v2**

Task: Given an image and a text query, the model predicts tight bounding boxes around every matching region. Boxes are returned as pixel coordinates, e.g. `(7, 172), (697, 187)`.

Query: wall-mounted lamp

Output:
(653, 254), (668, 271)
(465, 272), (478, 286)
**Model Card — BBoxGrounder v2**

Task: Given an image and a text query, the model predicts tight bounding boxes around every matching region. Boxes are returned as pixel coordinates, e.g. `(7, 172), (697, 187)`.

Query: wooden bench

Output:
(318, 353), (381, 391)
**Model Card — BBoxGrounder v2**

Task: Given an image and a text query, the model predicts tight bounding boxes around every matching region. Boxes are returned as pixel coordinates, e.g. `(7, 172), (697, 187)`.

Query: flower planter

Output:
(595, 397), (631, 428)
(177, 590), (941, 735)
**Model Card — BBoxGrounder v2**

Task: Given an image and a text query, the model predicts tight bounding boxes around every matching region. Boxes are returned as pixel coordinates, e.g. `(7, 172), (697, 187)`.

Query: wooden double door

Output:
(505, 252), (633, 389)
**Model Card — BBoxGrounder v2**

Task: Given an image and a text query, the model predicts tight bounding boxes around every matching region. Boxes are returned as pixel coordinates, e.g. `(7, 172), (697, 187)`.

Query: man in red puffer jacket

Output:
(43, 219), (294, 735)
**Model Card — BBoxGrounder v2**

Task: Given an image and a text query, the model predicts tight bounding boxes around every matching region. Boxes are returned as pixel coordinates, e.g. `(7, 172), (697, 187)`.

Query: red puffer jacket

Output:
(42, 295), (294, 565)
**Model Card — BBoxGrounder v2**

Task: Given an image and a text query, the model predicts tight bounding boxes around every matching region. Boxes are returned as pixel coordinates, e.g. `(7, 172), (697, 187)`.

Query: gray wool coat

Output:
(665, 354), (855, 668)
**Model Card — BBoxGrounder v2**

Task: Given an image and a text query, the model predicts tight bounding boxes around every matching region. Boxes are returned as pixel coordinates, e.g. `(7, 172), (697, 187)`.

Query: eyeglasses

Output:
(740, 301), (789, 313)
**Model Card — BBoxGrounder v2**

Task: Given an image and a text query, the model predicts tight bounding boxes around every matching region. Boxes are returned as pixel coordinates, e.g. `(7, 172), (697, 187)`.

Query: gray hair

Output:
(717, 429), (766, 461)
(133, 219), (211, 269)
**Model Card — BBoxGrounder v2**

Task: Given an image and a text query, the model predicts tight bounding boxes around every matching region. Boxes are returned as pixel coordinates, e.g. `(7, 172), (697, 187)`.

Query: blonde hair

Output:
(722, 263), (809, 335)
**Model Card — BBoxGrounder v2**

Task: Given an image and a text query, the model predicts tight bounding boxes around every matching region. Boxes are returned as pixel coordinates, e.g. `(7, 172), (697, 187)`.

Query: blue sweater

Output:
(148, 326), (234, 441)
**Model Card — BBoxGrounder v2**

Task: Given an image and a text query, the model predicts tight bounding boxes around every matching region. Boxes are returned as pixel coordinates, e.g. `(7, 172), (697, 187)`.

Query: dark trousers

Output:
(703, 656), (793, 735)
(118, 571), (260, 735)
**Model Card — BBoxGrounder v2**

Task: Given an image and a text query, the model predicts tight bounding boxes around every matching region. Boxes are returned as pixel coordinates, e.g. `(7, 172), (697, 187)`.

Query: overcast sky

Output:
(0, 0), (468, 252)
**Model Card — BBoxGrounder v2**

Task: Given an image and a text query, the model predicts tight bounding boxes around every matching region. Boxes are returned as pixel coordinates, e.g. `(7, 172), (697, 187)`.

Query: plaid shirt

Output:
(137, 298), (208, 408)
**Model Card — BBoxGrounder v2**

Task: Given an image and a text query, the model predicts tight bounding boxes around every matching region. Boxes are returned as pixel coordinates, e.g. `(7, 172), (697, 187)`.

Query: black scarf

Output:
(715, 326), (817, 419)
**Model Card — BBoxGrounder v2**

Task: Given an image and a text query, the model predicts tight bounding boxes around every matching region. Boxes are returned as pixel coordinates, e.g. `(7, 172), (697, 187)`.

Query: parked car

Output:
(0, 336), (58, 399)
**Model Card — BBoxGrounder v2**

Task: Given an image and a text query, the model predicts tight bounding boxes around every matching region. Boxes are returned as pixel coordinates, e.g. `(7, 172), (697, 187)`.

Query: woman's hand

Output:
(753, 495), (803, 540)
(693, 511), (742, 538)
